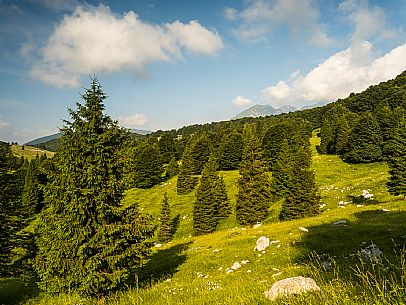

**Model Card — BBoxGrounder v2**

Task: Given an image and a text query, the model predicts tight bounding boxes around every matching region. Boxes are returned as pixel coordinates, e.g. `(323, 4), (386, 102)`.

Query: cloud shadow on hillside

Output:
(135, 242), (192, 288)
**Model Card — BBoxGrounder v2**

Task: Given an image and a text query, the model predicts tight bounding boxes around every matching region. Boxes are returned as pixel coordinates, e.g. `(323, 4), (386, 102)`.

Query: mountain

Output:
(25, 133), (62, 146)
(233, 104), (297, 119)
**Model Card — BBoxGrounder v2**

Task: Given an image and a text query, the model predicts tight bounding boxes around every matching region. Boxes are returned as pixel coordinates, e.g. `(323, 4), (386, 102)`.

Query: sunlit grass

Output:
(11, 144), (55, 160)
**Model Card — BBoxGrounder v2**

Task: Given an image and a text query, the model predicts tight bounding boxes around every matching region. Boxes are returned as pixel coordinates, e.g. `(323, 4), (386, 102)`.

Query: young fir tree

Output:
(34, 78), (155, 295)
(236, 124), (271, 226)
(166, 156), (179, 178)
(193, 156), (229, 235)
(386, 118), (406, 198)
(157, 193), (172, 243)
(189, 132), (211, 174)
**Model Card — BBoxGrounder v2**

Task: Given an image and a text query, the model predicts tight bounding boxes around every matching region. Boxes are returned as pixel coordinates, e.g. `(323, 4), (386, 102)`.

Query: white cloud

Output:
(261, 41), (406, 107)
(228, 0), (333, 46)
(224, 7), (238, 21)
(118, 114), (148, 128)
(232, 95), (254, 107)
(31, 5), (223, 87)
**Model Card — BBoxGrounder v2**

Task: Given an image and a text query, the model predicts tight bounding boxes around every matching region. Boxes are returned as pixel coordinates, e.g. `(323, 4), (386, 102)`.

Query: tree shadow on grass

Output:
(135, 242), (192, 288)
(0, 277), (39, 305)
(294, 210), (406, 273)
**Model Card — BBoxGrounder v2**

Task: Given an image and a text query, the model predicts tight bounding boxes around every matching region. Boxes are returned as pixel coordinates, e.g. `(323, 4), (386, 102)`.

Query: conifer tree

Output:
(177, 146), (198, 194)
(386, 118), (406, 198)
(189, 132), (211, 174)
(344, 112), (383, 163)
(131, 142), (164, 188)
(158, 193), (172, 243)
(34, 78), (155, 295)
(218, 131), (243, 170)
(166, 156), (179, 178)
(193, 156), (229, 234)
(236, 124), (271, 226)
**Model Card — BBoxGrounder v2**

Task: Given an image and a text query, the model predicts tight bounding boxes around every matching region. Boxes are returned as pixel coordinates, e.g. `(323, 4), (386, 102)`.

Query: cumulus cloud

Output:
(31, 5), (223, 87)
(339, 0), (398, 44)
(227, 0), (333, 46)
(261, 42), (406, 107)
(232, 95), (254, 107)
(118, 114), (148, 128)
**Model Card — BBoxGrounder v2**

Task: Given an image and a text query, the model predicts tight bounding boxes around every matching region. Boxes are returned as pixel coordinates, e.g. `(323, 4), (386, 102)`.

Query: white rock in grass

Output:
(332, 220), (347, 226)
(241, 260), (249, 265)
(155, 243), (163, 248)
(226, 269), (233, 274)
(231, 262), (241, 270)
(381, 208), (390, 212)
(299, 227), (309, 232)
(253, 223), (262, 229)
(263, 276), (320, 301)
(254, 236), (270, 251)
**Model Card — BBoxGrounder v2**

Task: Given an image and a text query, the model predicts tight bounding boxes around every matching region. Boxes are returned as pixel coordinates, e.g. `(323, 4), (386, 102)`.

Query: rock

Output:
(299, 227), (309, 232)
(155, 243), (163, 248)
(381, 208), (390, 212)
(332, 220), (347, 226)
(263, 276), (320, 300)
(361, 190), (374, 199)
(360, 243), (383, 262)
(231, 262), (241, 270)
(226, 269), (233, 274)
(254, 236), (270, 251)
(241, 260), (249, 265)
(322, 261), (332, 271)
(356, 204), (364, 208)
(253, 223), (262, 229)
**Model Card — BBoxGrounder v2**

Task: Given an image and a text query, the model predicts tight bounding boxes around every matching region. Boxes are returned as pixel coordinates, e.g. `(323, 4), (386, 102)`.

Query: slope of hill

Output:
(25, 133), (62, 146)
(19, 132), (406, 305)
(11, 144), (55, 160)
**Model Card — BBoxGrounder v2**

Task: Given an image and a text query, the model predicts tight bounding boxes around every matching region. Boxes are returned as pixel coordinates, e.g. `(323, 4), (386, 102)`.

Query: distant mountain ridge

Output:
(232, 104), (297, 119)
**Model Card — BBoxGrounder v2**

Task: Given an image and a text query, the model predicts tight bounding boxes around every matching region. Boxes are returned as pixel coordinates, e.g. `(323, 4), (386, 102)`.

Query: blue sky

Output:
(1, 0), (406, 143)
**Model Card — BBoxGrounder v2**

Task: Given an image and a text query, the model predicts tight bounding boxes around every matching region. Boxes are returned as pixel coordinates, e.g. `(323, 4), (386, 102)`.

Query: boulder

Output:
(332, 220), (347, 226)
(254, 236), (270, 251)
(264, 276), (320, 300)
(360, 243), (383, 262)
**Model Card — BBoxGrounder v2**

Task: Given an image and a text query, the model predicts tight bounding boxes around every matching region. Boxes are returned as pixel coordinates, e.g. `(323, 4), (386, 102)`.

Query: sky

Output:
(1, 0), (406, 143)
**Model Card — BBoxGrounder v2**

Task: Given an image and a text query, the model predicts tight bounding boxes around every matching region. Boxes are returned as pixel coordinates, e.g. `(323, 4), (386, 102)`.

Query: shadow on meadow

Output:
(295, 209), (406, 274)
(0, 278), (39, 305)
(135, 241), (192, 288)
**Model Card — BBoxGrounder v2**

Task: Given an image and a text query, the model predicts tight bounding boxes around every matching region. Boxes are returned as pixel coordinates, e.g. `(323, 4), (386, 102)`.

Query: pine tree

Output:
(166, 156), (179, 178)
(177, 146), (198, 194)
(157, 133), (176, 164)
(193, 156), (229, 235)
(236, 124), (271, 226)
(386, 118), (406, 198)
(189, 132), (211, 174)
(218, 131), (243, 170)
(344, 112), (383, 163)
(131, 142), (164, 188)
(157, 193), (172, 243)
(34, 78), (155, 295)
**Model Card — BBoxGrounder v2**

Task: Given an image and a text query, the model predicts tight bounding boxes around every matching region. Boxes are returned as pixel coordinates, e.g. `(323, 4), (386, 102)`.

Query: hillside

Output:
(11, 144), (55, 160)
(233, 104), (297, 119)
(12, 132), (405, 305)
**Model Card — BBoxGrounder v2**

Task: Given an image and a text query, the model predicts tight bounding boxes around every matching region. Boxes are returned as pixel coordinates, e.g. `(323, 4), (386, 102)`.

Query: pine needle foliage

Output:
(166, 156), (179, 178)
(193, 156), (230, 235)
(386, 118), (406, 198)
(236, 124), (271, 226)
(158, 193), (172, 243)
(34, 78), (155, 296)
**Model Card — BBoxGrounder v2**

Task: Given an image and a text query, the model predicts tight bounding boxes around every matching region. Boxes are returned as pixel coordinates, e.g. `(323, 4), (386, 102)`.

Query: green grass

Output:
(4, 132), (406, 304)
(11, 145), (55, 160)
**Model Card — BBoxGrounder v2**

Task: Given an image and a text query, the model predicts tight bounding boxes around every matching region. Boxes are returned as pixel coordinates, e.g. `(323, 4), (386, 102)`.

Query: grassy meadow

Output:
(2, 132), (406, 305)
(11, 145), (55, 160)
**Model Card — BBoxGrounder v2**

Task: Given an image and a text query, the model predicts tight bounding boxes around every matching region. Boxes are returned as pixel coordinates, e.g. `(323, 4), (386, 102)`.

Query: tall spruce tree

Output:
(177, 146), (198, 194)
(157, 193), (172, 243)
(386, 118), (406, 198)
(34, 78), (155, 295)
(218, 131), (243, 170)
(193, 156), (229, 235)
(131, 142), (164, 188)
(236, 124), (271, 226)
(166, 156), (179, 178)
